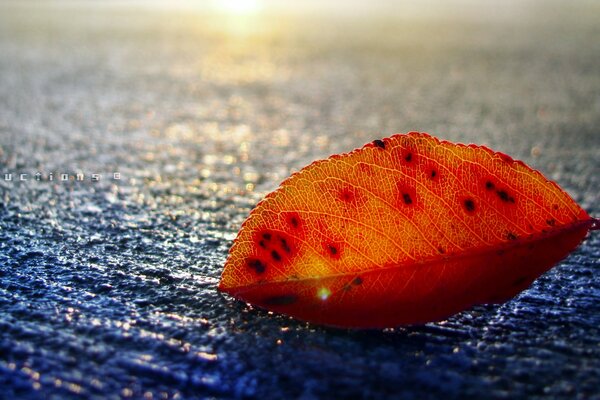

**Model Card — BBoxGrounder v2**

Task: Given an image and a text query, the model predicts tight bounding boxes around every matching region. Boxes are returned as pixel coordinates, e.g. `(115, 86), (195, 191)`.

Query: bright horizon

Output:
(2, 0), (578, 18)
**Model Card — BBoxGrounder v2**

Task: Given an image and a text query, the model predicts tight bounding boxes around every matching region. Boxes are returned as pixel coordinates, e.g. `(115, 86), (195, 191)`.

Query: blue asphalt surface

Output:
(0, 3), (599, 399)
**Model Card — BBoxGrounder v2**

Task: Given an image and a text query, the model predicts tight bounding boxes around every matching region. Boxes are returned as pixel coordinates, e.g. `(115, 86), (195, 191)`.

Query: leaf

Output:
(219, 132), (597, 328)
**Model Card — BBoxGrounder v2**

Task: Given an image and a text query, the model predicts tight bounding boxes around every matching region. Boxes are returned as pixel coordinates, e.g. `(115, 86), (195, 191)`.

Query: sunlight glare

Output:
(217, 0), (262, 15)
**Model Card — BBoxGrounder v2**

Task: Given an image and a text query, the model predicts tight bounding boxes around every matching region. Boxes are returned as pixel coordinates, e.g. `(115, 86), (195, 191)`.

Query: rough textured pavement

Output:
(0, 2), (599, 399)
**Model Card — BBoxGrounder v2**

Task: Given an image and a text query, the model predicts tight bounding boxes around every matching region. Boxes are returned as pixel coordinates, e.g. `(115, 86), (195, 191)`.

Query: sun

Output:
(217, 0), (262, 15)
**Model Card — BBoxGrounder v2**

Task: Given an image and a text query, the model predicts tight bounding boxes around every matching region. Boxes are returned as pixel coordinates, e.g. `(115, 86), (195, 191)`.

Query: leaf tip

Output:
(590, 217), (600, 231)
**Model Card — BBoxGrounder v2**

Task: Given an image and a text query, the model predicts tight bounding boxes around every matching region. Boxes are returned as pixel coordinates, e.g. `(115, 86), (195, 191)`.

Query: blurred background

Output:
(1, 1), (599, 399)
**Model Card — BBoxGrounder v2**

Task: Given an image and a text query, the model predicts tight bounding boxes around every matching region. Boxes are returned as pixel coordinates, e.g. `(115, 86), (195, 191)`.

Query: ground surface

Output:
(0, 2), (599, 399)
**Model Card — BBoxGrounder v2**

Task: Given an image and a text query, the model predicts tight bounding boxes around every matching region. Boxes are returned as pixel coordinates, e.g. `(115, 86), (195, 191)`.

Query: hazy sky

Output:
(10, 0), (586, 16)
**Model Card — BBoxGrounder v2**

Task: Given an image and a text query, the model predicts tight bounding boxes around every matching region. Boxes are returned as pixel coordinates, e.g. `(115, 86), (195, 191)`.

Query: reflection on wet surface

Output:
(0, 2), (599, 399)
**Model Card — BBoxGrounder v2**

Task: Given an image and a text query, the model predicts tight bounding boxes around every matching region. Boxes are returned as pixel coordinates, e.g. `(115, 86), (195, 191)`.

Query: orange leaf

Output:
(219, 132), (597, 328)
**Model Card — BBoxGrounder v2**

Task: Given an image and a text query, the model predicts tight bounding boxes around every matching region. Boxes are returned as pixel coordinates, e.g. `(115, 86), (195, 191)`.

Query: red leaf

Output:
(219, 132), (597, 328)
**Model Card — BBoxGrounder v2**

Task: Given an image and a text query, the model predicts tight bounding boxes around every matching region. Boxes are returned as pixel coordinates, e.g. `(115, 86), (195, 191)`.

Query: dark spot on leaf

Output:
(496, 190), (515, 203)
(343, 277), (363, 291)
(289, 216), (299, 228)
(262, 232), (272, 241)
(373, 139), (385, 149)
(327, 244), (338, 256)
(280, 237), (291, 253)
(402, 193), (413, 205)
(259, 240), (266, 249)
(507, 232), (517, 241)
(404, 152), (413, 162)
(339, 187), (354, 203)
(463, 198), (476, 213)
(284, 213), (302, 231)
(438, 247), (445, 254)
(271, 250), (282, 262)
(262, 294), (297, 306)
(546, 219), (556, 227)
(247, 259), (266, 274)
(552, 204), (559, 210)
(430, 169), (437, 179)
(485, 180), (495, 190)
